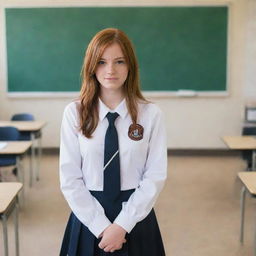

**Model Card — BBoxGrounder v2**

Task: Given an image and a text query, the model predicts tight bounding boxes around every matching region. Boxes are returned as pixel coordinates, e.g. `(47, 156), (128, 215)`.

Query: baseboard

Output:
(42, 148), (241, 157)
(42, 148), (59, 155)
(168, 149), (241, 157)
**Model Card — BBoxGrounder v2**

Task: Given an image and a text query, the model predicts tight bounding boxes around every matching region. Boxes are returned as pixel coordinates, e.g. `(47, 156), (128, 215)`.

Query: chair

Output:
(0, 127), (22, 182)
(242, 126), (256, 171)
(0, 126), (19, 141)
(11, 113), (34, 121)
(12, 113), (36, 140)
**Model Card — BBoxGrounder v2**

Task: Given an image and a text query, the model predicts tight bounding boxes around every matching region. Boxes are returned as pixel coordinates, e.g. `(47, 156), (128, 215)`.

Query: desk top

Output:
(0, 120), (46, 131)
(0, 182), (23, 213)
(222, 136), (256, 150)
(0, 141), (32, 154)
(238, 172), (256, 195)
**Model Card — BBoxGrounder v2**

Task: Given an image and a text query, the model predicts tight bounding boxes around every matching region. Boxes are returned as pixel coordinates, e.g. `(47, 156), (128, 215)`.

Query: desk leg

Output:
(2, 214), (9, 256)
(16, 157), (24, 204)
(37, 136), (42, 181)
(253, 150), (256, 171)
(29, 148), (32, 187)
(30, 133), (36, 187)
(14, 199), (19, 256)
(240, 186), (246, 244)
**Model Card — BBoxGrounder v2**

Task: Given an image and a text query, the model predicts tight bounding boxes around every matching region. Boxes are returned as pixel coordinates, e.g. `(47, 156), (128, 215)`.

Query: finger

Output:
(104, 245), (113, 252)
(112, 243), (123, 251)
(115, 245), (122, 250)
(98, 241), (106, 249)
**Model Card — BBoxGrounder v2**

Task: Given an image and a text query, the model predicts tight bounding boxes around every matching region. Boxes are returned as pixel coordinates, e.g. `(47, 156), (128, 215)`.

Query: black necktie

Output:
(104, 112), (120, 200)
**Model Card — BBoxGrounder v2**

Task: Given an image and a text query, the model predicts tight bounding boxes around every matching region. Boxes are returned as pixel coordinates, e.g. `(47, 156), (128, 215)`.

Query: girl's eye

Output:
(117, 60), (125, 64)
(98, 60), (105, 65)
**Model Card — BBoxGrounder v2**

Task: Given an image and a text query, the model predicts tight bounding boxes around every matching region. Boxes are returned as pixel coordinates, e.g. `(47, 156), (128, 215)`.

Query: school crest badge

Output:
(128, 124), (144, 141)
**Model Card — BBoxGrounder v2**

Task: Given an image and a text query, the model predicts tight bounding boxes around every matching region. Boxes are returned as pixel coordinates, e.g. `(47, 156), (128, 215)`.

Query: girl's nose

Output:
(107, 64), (115, 74)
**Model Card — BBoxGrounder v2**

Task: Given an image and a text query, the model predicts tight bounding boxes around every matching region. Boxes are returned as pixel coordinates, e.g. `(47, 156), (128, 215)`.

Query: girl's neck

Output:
(100, 89), (125, 110)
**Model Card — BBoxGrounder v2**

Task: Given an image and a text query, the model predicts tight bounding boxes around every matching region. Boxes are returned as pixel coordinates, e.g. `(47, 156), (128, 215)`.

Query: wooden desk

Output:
(222, 136), (256, 170)
(0, 182), (23, 256)
(238, 172), (256, 256)
(0, 121), (46, 186)
(0, 121), (46, 132)
(0, 141), (32, 189)
(0, 141), (32, 154)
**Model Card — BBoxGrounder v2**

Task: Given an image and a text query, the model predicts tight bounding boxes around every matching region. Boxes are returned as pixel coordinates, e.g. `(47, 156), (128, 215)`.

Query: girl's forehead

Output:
(101, 43), (125, 58)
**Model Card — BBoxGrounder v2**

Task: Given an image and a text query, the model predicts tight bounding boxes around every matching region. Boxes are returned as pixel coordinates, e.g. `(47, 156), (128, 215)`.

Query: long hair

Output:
(79, 28), (147, 138)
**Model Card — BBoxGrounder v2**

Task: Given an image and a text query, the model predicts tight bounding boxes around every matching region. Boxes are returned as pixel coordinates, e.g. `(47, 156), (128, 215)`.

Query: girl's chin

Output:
(100, 85), (124, 91)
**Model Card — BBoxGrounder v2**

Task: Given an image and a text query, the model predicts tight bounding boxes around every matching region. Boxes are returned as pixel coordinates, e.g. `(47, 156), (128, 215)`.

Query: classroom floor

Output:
(0, 152), (255, 256)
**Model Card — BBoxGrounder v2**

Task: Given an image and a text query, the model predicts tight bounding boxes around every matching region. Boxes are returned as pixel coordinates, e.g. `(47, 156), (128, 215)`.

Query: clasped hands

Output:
(98, 223), (127, 253)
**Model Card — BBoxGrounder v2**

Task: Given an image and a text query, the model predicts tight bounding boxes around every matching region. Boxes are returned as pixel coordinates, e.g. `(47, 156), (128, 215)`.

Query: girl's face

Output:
(95, 43), (128, 94)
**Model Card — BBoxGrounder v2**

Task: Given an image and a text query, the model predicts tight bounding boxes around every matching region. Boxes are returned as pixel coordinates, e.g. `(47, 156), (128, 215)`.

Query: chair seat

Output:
(0, 156), (16, 166)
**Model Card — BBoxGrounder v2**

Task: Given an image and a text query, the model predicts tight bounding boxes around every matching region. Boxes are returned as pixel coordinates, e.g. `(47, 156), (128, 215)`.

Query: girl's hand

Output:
(98, 223), (127, 252)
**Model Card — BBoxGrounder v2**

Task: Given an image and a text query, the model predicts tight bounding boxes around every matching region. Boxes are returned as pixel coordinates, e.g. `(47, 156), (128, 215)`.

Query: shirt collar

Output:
(99, 98), (128, 121)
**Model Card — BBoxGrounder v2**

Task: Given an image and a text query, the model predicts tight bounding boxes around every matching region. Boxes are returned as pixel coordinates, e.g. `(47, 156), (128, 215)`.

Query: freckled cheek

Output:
(95, 69), (104, 81)
(121, 68), (128, 80)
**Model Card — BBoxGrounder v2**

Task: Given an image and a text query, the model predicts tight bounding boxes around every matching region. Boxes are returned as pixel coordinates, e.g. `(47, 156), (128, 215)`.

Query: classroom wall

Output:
(0, 0), (253, 149)
(245, 0), (256, 102)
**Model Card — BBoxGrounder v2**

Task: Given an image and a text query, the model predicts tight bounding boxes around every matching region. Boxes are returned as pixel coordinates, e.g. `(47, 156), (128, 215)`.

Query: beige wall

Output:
(0, 0), (253, 149)
(245, 0), (256, 101)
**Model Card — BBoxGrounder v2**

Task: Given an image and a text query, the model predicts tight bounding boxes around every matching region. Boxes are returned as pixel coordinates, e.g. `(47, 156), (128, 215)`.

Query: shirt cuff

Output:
(87, 214), (112, 238)
(114, 210), (137, 233)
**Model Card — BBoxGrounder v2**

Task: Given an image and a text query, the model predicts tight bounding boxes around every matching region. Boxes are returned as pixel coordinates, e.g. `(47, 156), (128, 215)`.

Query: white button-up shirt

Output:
(59, 98), (167, 238)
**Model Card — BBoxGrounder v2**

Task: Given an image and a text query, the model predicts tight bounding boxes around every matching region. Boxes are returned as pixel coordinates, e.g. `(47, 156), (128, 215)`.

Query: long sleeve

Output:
(59, 103), (111, 238)
(114, 107), (167, 233)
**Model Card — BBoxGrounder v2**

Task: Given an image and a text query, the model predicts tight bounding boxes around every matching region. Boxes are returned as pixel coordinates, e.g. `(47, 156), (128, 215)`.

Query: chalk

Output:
(176, 90), (197, 97)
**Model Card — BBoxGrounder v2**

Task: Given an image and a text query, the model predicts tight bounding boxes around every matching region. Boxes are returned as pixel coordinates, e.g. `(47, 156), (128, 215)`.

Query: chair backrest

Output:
(242, 126), (256, 136)
(11, 113), (34, 121)
(0, 126), (20, 141)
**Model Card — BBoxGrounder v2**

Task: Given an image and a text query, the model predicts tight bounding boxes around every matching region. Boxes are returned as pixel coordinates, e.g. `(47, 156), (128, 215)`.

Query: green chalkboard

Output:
(5, 7), (228, 92)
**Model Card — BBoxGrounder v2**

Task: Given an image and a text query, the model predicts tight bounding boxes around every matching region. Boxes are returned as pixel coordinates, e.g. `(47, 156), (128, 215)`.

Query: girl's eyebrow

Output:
(99, 57), (125, 60)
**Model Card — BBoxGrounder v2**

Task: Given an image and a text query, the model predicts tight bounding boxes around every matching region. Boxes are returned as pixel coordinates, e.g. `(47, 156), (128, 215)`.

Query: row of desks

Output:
(222, 135), (256, 256)
(0, 121), (45, 256)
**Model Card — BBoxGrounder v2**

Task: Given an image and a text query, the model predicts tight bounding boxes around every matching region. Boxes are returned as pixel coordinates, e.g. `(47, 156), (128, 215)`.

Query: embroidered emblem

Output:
(128, 124), (144, 141)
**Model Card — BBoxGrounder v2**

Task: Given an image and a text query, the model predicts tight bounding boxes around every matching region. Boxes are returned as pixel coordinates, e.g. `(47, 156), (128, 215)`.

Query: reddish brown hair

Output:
(79, 28), (147, 138)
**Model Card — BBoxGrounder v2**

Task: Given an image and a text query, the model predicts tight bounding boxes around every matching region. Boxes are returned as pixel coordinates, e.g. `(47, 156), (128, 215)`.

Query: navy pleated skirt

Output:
(60, 189), (165, 256)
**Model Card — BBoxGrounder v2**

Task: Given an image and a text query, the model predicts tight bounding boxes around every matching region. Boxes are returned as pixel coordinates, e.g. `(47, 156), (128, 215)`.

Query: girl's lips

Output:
(105, 77), (118, 80)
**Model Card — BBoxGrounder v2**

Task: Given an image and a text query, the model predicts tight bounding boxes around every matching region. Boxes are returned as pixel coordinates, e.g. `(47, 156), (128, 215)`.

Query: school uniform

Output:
(59, 98), (167, 256)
